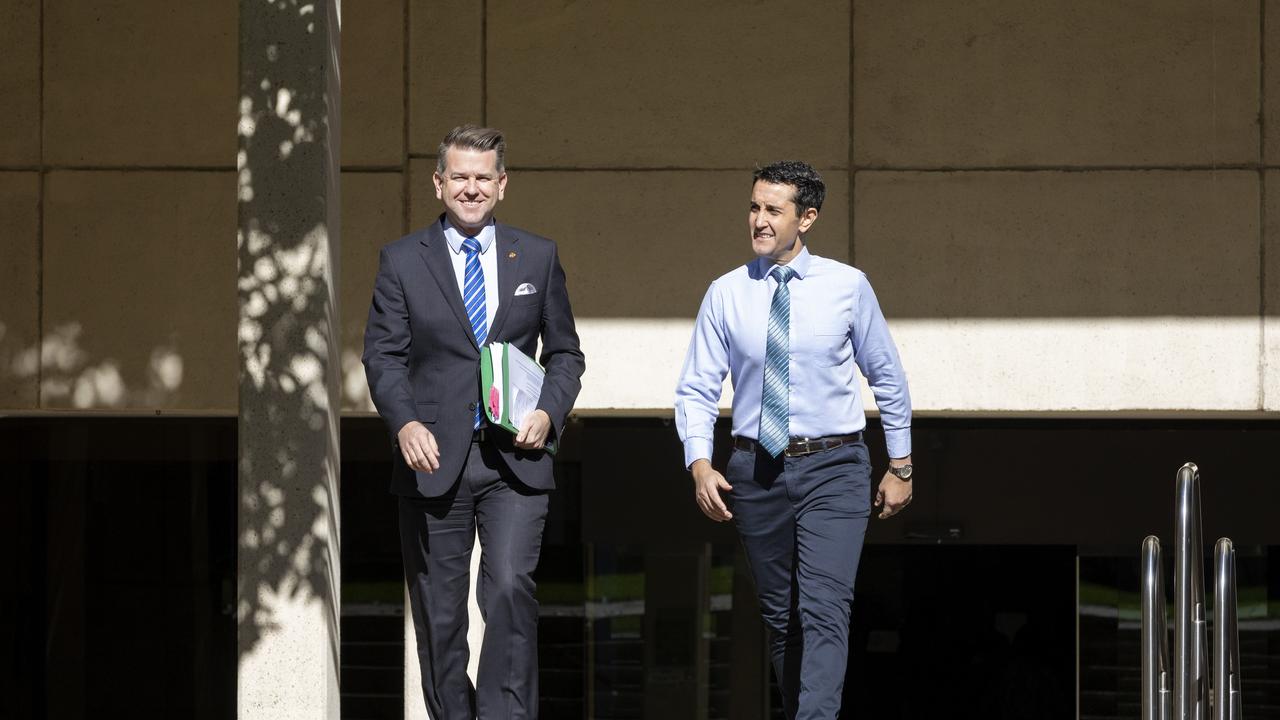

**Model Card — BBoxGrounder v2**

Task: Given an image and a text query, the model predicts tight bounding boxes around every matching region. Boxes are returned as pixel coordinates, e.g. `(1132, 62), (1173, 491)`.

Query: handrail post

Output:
(1142, 463), (1244, 719)
(1142, 536), (1171, 720)
(1213, 538), (1242, 720)
(1173, 463), (1208, 720)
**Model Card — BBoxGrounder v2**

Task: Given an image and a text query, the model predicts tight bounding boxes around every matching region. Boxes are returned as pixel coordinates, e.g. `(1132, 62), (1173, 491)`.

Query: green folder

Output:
(480, 342), (557, 454)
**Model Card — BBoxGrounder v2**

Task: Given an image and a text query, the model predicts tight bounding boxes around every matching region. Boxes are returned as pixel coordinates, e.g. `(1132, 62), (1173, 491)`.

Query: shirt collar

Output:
(442, 217), (496, 254)
(755, 244), (812, 280)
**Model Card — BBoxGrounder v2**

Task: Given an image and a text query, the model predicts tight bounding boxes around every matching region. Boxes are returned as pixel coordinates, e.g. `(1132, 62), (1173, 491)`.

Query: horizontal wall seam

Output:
(24, 165), (235, 173)
(855, 164), (1268, 173)
(429, 165), (851, 172)
(395, 161), (1279, 173)
(6, 163), (1271, 175)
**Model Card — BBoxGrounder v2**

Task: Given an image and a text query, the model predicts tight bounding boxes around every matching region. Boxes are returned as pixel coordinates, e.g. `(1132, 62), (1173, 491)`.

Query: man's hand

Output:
(514, 409), (552, 450)
(875, 461), (913, 519)
(691, 459), (734, 522)
(398, 421), (440, 473)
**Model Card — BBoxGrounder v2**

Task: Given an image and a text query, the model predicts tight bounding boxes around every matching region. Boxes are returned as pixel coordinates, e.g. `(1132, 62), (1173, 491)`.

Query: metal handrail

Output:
(1142, 535), (1171, 720)
(1142, 462), (1244, 720)
(1173, 462), (1209, 720)
(1213, 538), (1242, 720)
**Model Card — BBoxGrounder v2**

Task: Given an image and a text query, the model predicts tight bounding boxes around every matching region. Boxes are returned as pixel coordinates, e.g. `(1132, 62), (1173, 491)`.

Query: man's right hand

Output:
(691, 459), (733, 522)
(398, 421), (440, 473)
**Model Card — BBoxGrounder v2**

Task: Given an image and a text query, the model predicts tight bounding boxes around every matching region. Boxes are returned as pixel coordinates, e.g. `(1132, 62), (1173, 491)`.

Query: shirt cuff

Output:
(683, 437), (714, 470)
(884, 427), (912, 460)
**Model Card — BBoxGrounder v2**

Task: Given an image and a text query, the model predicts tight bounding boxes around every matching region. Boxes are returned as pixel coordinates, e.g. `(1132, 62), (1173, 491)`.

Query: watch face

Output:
(893, 465), (913, 480)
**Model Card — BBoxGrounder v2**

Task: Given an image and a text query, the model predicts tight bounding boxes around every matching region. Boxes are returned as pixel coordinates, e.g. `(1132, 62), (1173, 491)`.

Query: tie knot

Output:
(462, 236), (481, 254)
(770, 265), (796, 285)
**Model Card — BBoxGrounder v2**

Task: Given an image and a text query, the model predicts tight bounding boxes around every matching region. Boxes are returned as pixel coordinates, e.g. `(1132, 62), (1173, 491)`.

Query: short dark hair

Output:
(437, 125), (506, 174)
(752, 161), (825, 216)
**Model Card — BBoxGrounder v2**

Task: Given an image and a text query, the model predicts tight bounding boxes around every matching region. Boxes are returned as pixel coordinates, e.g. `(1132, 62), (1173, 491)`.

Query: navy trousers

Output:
(727, 440), (872, 720)
(398, 438), (549, 720)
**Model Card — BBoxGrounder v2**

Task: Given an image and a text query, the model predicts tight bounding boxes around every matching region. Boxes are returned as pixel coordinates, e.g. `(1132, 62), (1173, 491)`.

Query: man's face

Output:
(433, 146), (508, 233)
(749, 181), (816, 261)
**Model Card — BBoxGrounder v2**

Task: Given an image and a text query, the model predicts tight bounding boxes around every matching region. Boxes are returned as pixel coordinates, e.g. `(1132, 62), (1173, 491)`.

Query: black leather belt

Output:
(734, 432), (862, 457)
(472, 427), (491, 443)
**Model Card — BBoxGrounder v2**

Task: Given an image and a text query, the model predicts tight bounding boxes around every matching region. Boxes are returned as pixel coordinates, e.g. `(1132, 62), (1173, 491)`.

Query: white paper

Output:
(504, 344), (546, 429)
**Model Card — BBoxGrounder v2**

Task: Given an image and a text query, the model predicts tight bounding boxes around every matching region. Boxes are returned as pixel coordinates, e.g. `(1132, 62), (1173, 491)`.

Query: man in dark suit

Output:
(363, 125), (585, 719)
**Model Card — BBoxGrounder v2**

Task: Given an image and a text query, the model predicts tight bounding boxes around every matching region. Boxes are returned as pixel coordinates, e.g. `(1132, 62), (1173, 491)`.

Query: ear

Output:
(797, 206), (819, 234)
(497, 172), (508, 201)
(432, 172), (444, 200)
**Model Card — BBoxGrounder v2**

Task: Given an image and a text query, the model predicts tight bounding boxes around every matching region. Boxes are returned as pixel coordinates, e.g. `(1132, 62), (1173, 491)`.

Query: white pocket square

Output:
(514, 283), (538, 296)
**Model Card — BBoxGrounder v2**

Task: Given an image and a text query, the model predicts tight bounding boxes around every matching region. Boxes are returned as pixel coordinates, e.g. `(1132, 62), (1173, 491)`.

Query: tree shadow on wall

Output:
(235, 0), (342, 669)
(0, 321), (188, 408)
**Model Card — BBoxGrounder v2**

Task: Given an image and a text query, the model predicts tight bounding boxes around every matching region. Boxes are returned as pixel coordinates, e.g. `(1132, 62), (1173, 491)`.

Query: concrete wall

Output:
(1, 0), (1276, 415)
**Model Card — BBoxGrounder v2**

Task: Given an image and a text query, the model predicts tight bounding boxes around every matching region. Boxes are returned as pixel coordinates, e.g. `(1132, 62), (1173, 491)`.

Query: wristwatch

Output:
(888, 463), (913, 481)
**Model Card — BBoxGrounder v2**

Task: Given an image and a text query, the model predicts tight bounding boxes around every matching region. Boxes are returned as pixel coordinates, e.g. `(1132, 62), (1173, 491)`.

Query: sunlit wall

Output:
(2, 0), (1278, 417)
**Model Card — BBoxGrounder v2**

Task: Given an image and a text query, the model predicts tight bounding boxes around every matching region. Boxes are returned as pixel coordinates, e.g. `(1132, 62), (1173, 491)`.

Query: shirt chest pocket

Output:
(806, 319), (851, 368)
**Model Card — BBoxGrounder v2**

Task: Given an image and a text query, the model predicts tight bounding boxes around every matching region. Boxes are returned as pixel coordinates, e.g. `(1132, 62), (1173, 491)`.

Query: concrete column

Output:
(236, 1), (342, 718)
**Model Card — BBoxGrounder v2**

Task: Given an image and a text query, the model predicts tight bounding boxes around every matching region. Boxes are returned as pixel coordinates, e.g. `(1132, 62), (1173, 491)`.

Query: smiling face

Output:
(433, 146), (508, 235)
(749, 180), (818, 263)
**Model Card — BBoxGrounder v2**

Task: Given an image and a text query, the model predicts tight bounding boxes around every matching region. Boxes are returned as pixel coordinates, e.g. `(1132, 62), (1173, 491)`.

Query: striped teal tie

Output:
(759, 265), (795, 457)
(462, 237), (488, 428)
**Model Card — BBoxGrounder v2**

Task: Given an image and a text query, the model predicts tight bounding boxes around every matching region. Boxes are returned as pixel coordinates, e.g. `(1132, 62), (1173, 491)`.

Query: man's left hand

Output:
(875, 469), (913, 520)
(514, 409), (553, 450)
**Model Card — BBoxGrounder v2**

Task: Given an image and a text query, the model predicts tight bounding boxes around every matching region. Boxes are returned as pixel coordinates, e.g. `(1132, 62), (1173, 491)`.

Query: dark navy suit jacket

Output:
(362, 215), (585, 497)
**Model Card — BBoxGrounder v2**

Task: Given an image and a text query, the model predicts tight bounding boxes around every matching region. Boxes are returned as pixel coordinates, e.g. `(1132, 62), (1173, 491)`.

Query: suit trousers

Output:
(398, 438), (550, 720)
(726, 440), (872, 720)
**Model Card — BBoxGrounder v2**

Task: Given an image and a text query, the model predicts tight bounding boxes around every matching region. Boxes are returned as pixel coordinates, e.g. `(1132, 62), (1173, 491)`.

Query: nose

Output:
(753, 212), (768, 230)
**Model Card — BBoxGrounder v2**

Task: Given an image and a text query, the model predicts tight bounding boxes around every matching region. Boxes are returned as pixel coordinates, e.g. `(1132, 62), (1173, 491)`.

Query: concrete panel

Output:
(1265, 171), (1280, 410)
(0, 0), (40, 165)
(855, 170), (1258, 317)
(487, 0), (849, 168)
(342, 0), (405, 167)
(563, 316), (1262, 413)
(42, 171), (236, 410)
(408, 0), (483, 156)
(0, 172), (40, 408)
(341, 171), (403, 412)
(43, 0), (235, 166)
(410, 163), (849, 317)
(885, 317), (1260, 412)
(408, 158), (436, 230)
(1268, 1), (1280, 164)
(573, 319), (729, 412)
(854, 0), (1259, 167)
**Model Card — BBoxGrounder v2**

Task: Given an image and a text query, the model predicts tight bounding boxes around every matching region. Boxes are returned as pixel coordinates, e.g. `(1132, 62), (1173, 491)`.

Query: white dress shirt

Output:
(675, 246), (912, 468)
(442, 217), (500, 331)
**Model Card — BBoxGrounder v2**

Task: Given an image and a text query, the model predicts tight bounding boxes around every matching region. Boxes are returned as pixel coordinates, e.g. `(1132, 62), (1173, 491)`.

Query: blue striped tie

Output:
(462, 236), (488, 428)
(758, 265), (796, 457)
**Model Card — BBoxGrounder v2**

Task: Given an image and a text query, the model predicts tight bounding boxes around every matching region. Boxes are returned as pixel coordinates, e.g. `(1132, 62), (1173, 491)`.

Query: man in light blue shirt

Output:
(674, 161), (914, 720)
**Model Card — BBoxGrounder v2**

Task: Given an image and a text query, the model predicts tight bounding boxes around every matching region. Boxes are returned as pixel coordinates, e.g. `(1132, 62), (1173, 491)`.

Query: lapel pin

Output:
(508, 251), (517, 259)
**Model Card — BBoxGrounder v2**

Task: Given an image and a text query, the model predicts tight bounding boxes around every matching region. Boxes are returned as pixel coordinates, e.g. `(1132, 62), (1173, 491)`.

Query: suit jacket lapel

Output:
(418, 219), (480, 351)
(486, 222), (521, 340)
